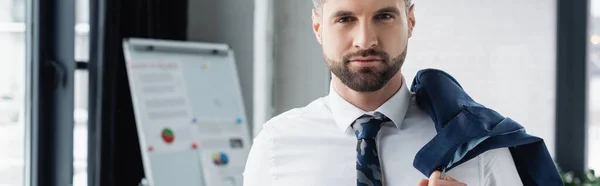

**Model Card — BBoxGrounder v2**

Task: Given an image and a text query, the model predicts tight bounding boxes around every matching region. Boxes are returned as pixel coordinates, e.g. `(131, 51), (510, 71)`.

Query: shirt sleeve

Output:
(243, 125), (274, 186)
(481, 147), (524, 186)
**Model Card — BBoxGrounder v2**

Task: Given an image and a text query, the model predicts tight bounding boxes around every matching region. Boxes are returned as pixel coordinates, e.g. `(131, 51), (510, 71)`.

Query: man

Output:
(243, 0), (524, 185)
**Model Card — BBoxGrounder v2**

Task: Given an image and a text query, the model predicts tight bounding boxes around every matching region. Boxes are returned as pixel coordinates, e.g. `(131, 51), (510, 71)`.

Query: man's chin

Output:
(347, 66), (382, 74)
(347, 83), (384, 92)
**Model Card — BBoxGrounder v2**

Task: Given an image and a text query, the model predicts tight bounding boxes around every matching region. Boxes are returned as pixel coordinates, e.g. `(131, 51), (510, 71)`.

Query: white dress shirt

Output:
(243, 77), (523, 186)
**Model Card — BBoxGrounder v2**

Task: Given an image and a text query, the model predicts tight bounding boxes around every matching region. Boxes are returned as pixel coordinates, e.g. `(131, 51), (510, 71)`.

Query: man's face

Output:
(312, 0), (415, 92)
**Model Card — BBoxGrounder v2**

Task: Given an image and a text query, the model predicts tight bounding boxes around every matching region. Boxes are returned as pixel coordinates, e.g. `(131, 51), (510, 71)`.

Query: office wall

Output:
(187, 0), (255, 128)
(271, 1), (331, 115)
(402, 0), (557, 155)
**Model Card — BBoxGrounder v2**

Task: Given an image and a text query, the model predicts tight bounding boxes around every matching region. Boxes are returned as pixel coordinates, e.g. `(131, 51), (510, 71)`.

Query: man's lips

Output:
(349, 56), (382, 62)
(349, 58), (382, 67)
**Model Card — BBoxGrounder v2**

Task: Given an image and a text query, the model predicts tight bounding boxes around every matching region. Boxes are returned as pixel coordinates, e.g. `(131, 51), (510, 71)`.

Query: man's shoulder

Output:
(404, 92), (433, 121)
(261, 96), (330, 130)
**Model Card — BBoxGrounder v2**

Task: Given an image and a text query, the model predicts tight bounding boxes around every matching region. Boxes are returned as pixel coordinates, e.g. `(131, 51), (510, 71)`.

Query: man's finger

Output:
(441, 175), (458, 182)
(429, 171), (442, 179)
(429, 170), (457, 181)
(428, 171), (467, 186)
(418, 179), (428, 186)
(429, 180), (467, 186)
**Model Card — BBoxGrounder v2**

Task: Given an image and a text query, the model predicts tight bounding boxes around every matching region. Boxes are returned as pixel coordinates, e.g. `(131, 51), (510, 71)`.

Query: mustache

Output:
(342, 49), (390, 63)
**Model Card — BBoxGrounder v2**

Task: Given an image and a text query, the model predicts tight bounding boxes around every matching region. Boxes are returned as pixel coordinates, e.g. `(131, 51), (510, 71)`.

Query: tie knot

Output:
(352, 113), (390, 139)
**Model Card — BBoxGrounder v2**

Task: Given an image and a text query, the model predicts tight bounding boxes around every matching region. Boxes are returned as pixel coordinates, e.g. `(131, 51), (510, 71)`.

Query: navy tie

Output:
(352, 112), (390, 186)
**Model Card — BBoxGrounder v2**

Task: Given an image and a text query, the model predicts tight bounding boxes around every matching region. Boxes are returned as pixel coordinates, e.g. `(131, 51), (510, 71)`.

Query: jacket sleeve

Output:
(480, 147), (524, 186)
(242, 125), (274, 186)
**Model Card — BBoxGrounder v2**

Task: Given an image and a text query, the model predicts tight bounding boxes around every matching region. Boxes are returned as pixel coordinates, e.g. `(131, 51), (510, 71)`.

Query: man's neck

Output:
(332, 72), (403, 111)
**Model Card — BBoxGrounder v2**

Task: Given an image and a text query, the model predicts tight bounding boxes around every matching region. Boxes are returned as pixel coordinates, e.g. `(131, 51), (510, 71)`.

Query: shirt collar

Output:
(327, 76), (412, 134)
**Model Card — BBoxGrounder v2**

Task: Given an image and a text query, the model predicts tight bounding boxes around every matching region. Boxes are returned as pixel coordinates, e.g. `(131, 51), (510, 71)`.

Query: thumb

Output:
(417, 178), (428, 186)
(429, 171), (442, 180)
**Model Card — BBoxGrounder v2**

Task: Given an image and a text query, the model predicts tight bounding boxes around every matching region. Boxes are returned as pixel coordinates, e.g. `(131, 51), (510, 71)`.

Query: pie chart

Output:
(212, 152), (229, 165)
(161, 128), (175, 144)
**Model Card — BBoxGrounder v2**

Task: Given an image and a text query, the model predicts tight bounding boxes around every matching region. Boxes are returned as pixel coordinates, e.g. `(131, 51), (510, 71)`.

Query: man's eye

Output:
(375, 13), (393, 20)
(337, 17), (355, 23)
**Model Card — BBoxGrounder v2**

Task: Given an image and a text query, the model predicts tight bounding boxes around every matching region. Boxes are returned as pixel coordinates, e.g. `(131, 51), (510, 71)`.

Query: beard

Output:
(325, 47), (407, 92)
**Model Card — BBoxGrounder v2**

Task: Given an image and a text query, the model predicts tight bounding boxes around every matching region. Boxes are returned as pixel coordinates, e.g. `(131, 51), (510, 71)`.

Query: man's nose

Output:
(353, 23), (378, 49)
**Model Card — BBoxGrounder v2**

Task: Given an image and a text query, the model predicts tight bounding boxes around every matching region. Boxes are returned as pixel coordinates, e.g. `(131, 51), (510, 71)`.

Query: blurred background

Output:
(0, 0), (598, 185)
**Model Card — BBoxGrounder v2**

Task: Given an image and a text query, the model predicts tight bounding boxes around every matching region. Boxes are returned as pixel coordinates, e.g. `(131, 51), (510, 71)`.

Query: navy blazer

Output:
(409, 69), (563, 186)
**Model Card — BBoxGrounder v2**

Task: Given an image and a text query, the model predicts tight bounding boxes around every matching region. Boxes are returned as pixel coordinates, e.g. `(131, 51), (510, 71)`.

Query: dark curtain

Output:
(88, 0), (188, 185)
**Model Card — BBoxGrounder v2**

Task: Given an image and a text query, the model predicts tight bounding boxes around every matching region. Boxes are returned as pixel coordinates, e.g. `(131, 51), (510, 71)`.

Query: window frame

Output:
(26, 0), (76, 185)
(555, 0), (589, 180)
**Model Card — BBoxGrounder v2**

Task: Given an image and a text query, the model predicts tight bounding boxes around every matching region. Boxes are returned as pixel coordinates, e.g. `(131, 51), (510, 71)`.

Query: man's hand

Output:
(417, 171), (467, 186)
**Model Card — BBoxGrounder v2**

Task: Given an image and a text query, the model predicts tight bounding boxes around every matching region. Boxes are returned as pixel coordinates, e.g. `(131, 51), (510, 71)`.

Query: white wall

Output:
(402, 0), (557, 155)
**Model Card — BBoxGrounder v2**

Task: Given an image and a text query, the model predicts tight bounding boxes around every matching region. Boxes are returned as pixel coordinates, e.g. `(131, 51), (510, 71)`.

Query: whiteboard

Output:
(123, 38), (251, 186)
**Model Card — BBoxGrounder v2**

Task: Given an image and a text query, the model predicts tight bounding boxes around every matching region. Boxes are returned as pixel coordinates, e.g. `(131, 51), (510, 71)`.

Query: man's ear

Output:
(407, 4), (416, 38)
(312, 9), (322, 45)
